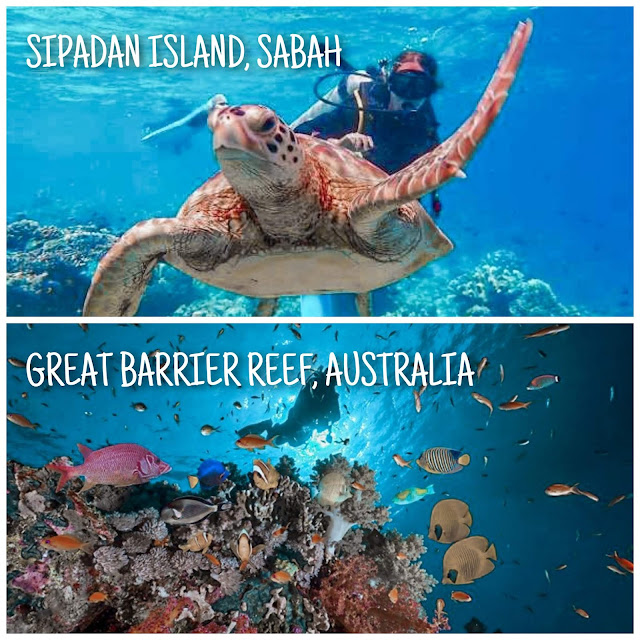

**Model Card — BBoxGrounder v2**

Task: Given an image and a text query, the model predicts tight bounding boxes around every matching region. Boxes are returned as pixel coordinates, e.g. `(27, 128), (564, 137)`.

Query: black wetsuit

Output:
(294, 79), (440, 173)
(295, 79), (441, 315)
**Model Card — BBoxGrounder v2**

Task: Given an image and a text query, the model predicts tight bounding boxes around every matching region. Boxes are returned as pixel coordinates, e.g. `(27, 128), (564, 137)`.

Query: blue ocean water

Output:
(6, 6), (633, 316)
(7, 322), (633, 632)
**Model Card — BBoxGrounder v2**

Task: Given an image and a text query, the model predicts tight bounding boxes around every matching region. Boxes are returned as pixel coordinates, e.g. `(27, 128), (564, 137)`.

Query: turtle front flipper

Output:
(83, 218), (179, 316)
(348, 20), (533, 224)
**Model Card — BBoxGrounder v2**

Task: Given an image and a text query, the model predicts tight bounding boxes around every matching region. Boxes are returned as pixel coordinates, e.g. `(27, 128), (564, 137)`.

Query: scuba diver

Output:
(291, 50), (444, 316)
(292, 50), (443, 183)
(235, 368), (340, 448)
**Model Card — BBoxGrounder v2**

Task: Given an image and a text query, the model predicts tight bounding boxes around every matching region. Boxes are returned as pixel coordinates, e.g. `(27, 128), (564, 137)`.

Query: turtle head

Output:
(209, 104), (303, 196)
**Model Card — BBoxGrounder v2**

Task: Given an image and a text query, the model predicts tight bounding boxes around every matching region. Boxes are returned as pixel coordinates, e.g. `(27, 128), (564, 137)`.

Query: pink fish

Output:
(47, 443), (171, 492)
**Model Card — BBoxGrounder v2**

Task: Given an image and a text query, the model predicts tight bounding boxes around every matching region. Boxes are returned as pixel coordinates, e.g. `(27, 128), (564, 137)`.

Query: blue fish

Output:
(393, 486), (435, 505)
(188, 459), (229, 489)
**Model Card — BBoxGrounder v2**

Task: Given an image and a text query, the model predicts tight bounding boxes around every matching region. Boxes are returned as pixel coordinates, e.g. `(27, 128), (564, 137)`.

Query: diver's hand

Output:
(335, 133), (375, 153)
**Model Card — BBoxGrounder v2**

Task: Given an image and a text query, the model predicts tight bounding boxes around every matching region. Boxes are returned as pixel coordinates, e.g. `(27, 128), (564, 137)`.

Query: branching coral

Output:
(314, 556), (444, 633)
(311, 455), (390, 556)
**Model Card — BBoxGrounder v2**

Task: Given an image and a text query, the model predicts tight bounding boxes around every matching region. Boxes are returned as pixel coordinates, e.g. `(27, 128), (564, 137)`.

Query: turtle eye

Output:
(260, 117), (276, 133)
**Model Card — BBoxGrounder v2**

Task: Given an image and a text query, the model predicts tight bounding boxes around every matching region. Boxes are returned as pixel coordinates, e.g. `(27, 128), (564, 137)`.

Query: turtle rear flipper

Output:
(348, 20), (533, 224)
(83, 218), (179, 316)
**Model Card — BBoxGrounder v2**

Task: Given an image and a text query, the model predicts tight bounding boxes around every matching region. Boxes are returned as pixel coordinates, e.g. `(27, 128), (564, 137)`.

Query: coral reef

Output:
(8, 217), (584, 317)
(387, 250), (584, 317)
(7, 454), (443, 633)
(7, 219), (117, 316)
(313, 556), (448, 633)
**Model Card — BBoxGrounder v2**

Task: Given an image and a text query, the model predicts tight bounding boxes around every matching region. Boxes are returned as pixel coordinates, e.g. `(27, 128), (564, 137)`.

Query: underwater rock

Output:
(7, 458), (439, 633)
(387, 250), (583, 317)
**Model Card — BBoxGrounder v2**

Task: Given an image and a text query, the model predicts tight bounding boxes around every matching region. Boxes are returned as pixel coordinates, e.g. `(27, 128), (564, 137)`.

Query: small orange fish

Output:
(392, 454), (412, 468)
(388, 587), (399, 604)
(351, 482), (365, 491)
(556, 564), (568, 571)
(608, 551), (633, 574)
(471, 392), (493, 415)
(451, 591), (472, 603)
(270, 570), (292, 584)
(396, 552), (408, 560)
(413, 389), (422, 413)
(436, 598), (446, 617)
(40, 534), (90, 553)
(545, 483), (582, 497)
(476, 357), (489, 379)
(204, 552), (221, 567)
(311, 533), (324, 544)
(273, 524), (290, 537)
(88, 592), (108, 603)
(607, 494), (626, 508)
(606, 564), (627, 576)
(235, 434), (279, 451)
(8, 357), (26, 368)
(525, 324), (570, 339)
(573, 606), (589, 619)
(7, 413), (38, 429)
(499, 396), (531, 411)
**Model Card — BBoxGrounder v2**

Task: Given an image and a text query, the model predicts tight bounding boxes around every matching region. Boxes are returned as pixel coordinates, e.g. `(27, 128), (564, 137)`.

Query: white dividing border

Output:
(1, 1), (637, 640)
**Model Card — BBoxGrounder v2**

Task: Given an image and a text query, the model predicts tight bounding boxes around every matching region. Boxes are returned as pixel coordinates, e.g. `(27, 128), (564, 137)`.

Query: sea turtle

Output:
(84, 20), (532, 317)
